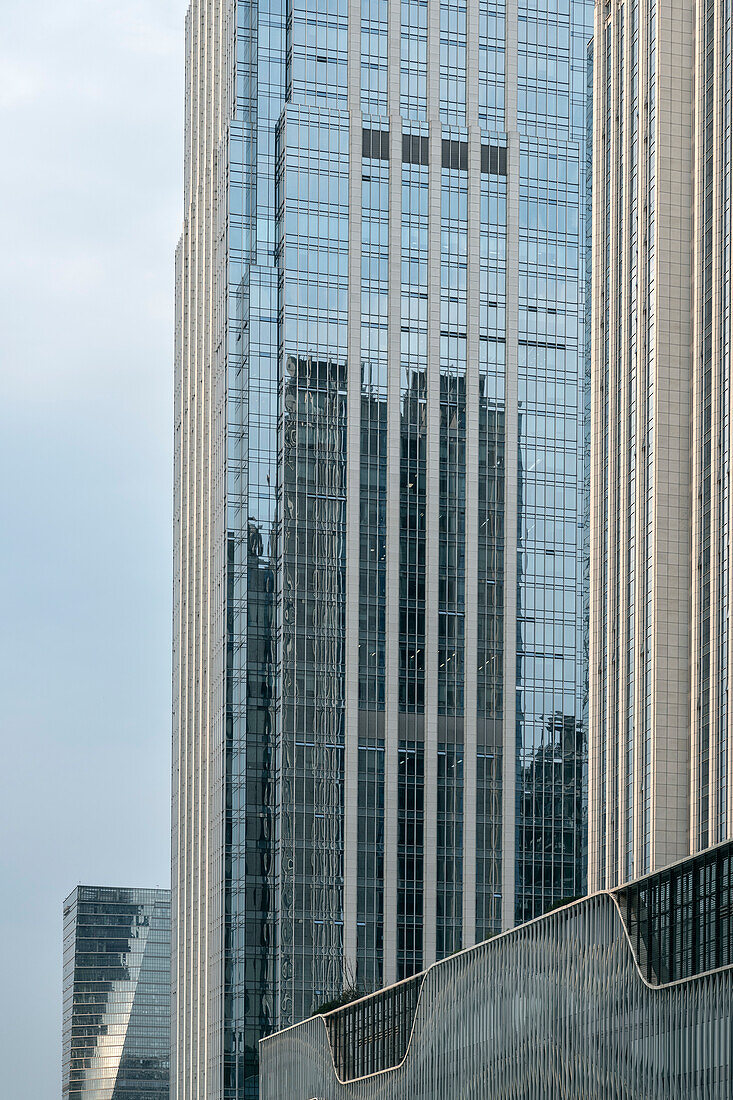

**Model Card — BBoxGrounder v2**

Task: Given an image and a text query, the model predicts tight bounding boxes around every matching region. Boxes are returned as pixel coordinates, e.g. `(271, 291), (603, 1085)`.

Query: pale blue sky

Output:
(0, 2), (184, 1094)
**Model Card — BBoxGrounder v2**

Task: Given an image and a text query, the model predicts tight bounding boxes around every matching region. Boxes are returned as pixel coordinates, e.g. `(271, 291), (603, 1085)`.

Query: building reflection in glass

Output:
(62, 886), (170, 1100)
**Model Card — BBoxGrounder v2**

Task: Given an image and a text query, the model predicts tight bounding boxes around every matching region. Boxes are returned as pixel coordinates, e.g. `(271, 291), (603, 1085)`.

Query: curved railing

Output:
(323, 974), (424, 1081)
(260, 868), (733, 1097)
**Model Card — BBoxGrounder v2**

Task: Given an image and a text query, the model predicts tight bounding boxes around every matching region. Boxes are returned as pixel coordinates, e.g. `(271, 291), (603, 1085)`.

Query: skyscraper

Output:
(62, 886), (171, 1100)
(173, 0), (591, 1095)
(589, 0), (733, 890)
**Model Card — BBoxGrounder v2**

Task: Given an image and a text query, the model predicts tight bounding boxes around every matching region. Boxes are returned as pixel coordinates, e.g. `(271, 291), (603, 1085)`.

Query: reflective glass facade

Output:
(175, 0), (590, 1096)
(62, 886), (170, 1100)
(260, 842), (733, 1099)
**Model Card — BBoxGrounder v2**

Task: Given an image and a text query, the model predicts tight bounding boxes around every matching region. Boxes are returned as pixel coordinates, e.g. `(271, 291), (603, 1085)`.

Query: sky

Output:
(0, 1), (185, 1094)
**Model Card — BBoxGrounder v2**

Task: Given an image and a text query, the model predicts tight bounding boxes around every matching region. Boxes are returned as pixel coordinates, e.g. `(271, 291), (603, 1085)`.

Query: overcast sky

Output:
(0, 2), (184, 1094)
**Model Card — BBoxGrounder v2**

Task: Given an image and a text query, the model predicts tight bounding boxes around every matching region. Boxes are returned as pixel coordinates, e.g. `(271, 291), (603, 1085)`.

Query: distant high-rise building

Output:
(589, 0), (733, 888)
(173, 0), (591, 1095)
(62, 885), (170, 1100)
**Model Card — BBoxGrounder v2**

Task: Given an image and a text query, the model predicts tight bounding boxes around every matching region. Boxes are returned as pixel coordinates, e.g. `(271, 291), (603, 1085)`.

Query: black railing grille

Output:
(324, 975), (423, 1081)
(616, 840), (733, 984)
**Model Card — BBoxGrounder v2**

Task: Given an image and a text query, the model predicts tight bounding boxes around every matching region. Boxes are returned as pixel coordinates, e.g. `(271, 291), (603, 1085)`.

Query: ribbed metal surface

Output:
(260, 891), (733, 1098)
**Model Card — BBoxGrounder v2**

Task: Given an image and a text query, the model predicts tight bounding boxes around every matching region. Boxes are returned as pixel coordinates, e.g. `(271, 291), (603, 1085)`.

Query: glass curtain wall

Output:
(514, 0), (589, 924)
(62, 887), (170, 1100)
(175, 0), (591, 1095)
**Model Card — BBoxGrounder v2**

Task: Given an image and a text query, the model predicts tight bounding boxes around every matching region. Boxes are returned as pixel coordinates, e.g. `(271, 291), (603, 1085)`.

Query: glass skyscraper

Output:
(589, 0), (733, 890)
(173, 0), (591, 1095)
(62, 886), (170, 1100)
